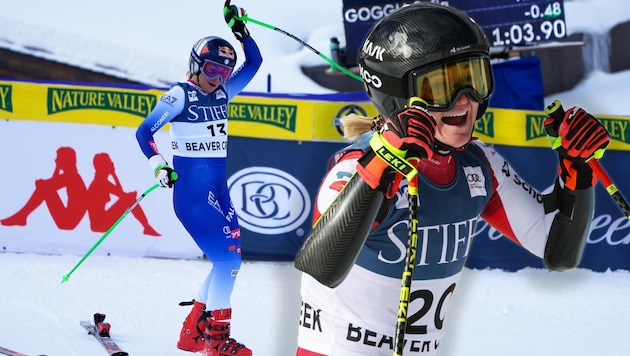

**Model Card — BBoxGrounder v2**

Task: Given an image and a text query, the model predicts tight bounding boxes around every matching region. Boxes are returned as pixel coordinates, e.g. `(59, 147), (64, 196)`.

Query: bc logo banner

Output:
(228, 167), (311, 236)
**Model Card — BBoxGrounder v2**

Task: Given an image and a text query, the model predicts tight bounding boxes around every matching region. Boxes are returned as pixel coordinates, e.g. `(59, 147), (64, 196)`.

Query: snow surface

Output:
(1, 254), (630, 356)
(1, 0), (630, 355)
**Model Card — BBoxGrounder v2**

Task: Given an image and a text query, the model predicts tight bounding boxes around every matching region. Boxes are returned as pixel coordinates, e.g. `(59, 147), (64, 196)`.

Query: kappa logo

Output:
(228, 167), (311, 235)
(1, 147), (160, 236)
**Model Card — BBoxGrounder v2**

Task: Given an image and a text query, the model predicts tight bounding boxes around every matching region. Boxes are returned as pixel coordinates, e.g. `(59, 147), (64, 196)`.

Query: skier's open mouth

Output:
(441, 113), (467, 126)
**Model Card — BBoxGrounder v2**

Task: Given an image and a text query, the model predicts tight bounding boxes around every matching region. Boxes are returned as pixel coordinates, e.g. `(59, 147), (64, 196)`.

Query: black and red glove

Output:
(381, 104), (436, 160)
(224, 3), (250, 41)
(544, 103), (610, 190)
(357, 102), (436, 193)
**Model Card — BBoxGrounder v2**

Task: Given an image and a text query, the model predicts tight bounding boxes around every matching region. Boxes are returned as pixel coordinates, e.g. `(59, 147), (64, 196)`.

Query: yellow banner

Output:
(229, 95), (313, 141)
(230, 95), (378, 141)
(0, 80), (161, 127)
(476, 108), (630, 150)
(1, 79), (628, 150)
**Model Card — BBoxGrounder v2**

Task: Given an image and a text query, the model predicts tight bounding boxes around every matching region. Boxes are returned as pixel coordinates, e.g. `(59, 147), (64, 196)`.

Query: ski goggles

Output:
(201, 60), (234, 83)
(409, 56), (493, 111)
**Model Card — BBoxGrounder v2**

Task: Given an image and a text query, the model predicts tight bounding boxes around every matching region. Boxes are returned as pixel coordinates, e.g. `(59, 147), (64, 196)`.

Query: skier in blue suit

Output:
(135, 4), (261, 355)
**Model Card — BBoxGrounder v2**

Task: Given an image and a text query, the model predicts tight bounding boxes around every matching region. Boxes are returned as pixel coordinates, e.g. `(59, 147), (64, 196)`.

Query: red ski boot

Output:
(177, 300), (207, 352)
(94, 313), (111, 337)
(202, 308), (252, 356)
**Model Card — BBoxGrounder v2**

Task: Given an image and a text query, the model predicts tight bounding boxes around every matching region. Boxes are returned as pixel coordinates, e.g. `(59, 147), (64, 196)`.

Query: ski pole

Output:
(61, 183), (160, 283)
(588, 159), (630, 219)
(545, 100), (630, 220)
(229, 4), (363, 82)
(393, 158), (420, 356)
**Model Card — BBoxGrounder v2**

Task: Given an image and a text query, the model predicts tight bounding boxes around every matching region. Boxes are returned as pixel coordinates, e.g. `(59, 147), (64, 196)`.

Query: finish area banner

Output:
(0, 79), (629, 272)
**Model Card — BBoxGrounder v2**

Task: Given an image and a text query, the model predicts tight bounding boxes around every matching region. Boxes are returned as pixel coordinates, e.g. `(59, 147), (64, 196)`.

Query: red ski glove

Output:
(381, 104), (436, 161)
(357, 100), (436, 193)
(544, 102), (610, 190)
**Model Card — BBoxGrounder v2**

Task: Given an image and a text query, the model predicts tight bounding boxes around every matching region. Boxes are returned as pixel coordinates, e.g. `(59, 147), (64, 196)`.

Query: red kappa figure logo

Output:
(1, 147), (160, 236)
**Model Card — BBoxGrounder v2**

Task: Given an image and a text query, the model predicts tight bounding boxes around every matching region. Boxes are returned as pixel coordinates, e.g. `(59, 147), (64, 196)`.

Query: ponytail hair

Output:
(340, 113), (384, 142)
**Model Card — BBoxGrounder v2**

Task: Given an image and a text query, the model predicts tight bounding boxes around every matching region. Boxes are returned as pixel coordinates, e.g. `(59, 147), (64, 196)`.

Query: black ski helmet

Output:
(189, 36), (237, 75)
(358, 3), (493, 120)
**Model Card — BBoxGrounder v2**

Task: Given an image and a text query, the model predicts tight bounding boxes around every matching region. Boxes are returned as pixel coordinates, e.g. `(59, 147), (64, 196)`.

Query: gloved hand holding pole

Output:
(545, 100), (630, 219)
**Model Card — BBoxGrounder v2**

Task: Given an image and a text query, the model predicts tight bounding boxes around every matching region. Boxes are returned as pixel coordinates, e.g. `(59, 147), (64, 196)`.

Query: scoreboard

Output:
(341, 0), (567, 66)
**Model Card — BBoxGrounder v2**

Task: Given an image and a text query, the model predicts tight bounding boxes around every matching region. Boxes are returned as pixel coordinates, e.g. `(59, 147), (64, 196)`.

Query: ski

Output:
(0, 346), (46, 356)
(80, 313), (129, 356)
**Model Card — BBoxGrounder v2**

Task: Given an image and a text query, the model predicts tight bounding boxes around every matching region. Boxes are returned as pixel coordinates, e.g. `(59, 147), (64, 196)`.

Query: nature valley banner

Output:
(48, 87), (156, 119)
(0, 80), (379, 142)
(228, 94), (379, 142)
(0, 79), (162, 126)
(1, 80), (628, 150)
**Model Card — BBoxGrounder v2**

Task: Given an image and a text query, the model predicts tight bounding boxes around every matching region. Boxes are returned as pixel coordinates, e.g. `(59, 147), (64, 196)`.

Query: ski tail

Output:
(0, 346), (47, 356)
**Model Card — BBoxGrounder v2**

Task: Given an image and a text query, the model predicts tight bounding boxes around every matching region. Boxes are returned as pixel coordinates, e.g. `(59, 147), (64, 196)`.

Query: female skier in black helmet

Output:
(295, 3), (609, 355)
